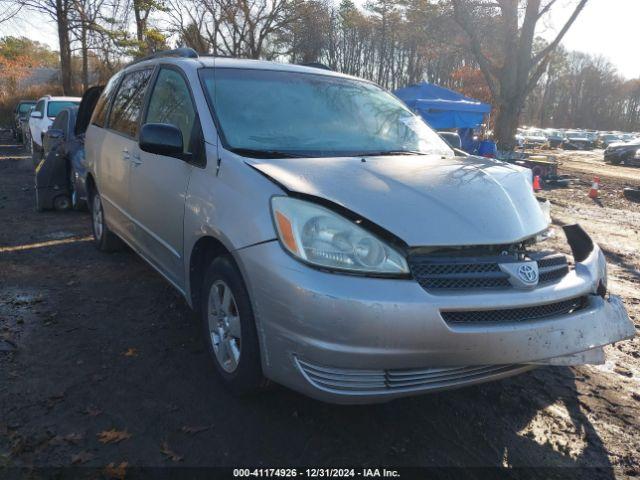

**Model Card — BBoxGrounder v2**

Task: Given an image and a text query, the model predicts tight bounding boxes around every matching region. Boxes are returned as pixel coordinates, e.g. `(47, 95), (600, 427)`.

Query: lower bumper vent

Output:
(441, 296), (588, 325)
(296, 358), (526, 394)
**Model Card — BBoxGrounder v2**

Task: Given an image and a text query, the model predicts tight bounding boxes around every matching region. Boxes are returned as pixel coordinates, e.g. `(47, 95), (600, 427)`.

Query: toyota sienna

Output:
(84, 49), (635, 403)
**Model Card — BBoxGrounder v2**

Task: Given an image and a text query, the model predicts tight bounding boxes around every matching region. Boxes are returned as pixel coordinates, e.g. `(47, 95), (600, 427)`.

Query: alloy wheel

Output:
(207, 279), (242, 373)
(92, 195), (103, 240)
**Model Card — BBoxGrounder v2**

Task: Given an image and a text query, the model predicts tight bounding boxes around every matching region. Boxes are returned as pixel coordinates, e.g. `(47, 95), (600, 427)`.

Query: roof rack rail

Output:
(127, 47), (199, 66)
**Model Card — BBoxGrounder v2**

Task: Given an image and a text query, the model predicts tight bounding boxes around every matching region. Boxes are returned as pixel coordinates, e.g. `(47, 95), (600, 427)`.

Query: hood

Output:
(609, 141), (640, 150)
(247, 155), (548, 247)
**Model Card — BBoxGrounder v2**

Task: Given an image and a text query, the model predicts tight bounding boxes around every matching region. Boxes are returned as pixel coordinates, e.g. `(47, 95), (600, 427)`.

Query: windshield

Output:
(200, 68), (452, 158)
(18, 102), (36, 113)
(48, 101), (79, 118)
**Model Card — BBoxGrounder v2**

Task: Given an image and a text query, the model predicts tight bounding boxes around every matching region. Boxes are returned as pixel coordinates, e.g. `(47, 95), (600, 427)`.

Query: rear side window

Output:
(92, 74), (122, 128)
(48, 101), (78, 118)
(145, 68), (197, 153)
(35, 100), (45, 115)
(108, 69), (153, 138)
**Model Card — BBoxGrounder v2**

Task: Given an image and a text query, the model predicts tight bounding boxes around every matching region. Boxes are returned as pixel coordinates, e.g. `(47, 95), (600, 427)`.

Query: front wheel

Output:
(91, 191), (123, 252)
(201, 256), (266, 395)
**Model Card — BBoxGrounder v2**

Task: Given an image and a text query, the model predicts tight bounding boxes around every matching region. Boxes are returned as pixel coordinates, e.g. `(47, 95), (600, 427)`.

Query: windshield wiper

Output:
(229, 148), (310, 159)
(352, 150), (424, 157)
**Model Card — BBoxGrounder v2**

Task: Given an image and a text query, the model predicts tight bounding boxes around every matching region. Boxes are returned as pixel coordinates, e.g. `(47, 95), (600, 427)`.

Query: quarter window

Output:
(145, 68), (197, 153)
(108, 69), (153, 138)
(35, 100), (45, 115)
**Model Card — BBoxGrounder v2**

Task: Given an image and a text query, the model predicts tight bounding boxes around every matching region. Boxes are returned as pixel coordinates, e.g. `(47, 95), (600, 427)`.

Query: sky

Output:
(1, 0), (638, 79)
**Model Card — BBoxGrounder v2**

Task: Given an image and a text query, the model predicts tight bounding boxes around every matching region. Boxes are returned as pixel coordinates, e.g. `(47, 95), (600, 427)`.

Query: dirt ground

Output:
(1, 133), (639, 477)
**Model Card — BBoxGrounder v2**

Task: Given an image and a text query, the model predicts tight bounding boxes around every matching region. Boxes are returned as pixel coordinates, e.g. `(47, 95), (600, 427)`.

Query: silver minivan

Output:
(85, 49), (634, 404)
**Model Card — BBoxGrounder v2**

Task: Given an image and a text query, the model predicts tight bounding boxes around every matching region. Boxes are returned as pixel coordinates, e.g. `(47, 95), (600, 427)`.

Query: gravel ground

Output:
(1, 135), (639, 477)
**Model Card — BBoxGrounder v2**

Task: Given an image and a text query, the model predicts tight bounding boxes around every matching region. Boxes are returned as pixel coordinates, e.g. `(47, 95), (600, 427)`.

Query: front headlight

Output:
(271, 197), (409, 275)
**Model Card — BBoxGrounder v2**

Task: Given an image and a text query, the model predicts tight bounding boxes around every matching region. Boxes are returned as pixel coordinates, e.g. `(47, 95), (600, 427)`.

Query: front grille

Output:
(441, 296), (588, 325)
(409, 252), (570, 291)
(296, 358), (526, 394)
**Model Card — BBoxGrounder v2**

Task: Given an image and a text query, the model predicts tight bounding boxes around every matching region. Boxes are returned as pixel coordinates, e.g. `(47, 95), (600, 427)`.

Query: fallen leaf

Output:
(71, 450), (94, 464)
(65, 432), (84, 444)
(98, 429), (131, 444)
(160, 441), (184, 462)
(180, 425), (211, 435)
(104, 461), (128, 479)
(122, 348), (137, 357)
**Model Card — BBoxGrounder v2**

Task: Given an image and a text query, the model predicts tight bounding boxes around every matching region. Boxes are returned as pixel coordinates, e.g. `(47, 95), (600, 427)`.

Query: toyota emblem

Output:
(518, 264), (538, 283)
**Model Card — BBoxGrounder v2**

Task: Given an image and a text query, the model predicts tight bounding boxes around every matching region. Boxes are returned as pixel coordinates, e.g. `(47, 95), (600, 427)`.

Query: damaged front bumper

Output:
(236, 229), (636, 404)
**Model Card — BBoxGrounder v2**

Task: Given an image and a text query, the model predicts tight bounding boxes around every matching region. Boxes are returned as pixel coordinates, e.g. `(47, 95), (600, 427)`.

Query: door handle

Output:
(122, 149), (130, 161)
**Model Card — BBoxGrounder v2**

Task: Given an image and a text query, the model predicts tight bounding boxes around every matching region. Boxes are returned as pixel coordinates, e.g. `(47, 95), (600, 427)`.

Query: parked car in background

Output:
(36, 87), (103, 211)
(563, 130), (594, 150)
(84, 49), (634, 404)
(598, 133), (622, 149)
(29, 95), (81, 163)
(544, 129), (564, 148)
(22, 106), (35, 149)
(521, 128), (548, 148)
(604, 138), (640, 165)
(12, 100), (36, 143)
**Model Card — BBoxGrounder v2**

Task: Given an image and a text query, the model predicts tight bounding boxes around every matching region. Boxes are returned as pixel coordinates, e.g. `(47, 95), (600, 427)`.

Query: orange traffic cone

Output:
(533, 175), (542, 192)
(588, 176), (600, 199)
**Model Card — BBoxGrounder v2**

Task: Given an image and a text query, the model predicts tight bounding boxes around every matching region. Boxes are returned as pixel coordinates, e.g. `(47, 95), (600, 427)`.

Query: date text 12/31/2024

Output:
(233, 469), (400, 478)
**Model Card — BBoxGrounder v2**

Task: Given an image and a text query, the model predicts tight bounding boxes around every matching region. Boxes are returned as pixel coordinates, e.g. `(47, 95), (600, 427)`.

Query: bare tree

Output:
(0, 1), (22, 24)
(20, 0), (75, 94)
(71, 0), (106, 89)
(452, 0), (589, 149)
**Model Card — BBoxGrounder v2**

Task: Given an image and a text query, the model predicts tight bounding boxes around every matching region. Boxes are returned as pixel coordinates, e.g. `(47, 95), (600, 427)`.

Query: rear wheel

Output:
(201, 256), (266, 395)
(53, 195), (71, 211)
(91, 190), (123, 252)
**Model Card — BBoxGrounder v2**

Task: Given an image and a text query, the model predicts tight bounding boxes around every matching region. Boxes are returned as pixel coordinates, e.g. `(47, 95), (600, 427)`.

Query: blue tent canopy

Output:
(394, 82), (491, 130)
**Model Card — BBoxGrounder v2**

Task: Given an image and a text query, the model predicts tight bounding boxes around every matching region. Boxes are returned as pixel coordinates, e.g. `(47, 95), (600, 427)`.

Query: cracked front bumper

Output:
(236, 241), (635, 404)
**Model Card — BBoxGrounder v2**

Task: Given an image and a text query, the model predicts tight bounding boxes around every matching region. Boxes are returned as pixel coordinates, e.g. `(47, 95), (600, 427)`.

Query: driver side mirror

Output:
(139, 123), (183, 158)
(30, 111), (43, 119)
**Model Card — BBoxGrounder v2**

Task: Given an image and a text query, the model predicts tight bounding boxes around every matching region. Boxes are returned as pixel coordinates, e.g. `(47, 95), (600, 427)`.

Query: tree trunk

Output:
(81, 23), (89, 91)
(133, 0), (147, 55)
(494, 101), (521, 151)
(55, 0), (72, 94)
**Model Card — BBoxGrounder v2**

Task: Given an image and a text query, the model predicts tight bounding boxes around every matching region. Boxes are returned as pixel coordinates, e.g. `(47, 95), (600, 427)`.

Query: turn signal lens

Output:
(275, 211), (298, 254)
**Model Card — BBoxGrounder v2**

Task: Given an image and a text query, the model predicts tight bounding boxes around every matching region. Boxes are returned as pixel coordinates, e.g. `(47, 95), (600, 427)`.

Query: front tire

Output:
(91, 190), (123, 252)
(201, 256), (266, 395)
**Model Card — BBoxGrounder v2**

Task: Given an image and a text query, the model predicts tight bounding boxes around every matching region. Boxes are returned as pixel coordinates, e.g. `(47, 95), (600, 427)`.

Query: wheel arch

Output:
(85, 173), (96, 198)
(188, 235), (234, 312)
